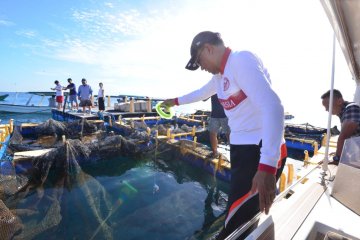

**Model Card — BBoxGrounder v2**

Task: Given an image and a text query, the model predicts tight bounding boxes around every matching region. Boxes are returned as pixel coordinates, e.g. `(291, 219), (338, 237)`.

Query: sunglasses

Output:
(195, 46), (205, 67)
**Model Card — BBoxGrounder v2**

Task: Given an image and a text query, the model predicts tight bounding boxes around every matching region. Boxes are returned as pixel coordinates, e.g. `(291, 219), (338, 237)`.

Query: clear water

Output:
(21, 155), (229, 240)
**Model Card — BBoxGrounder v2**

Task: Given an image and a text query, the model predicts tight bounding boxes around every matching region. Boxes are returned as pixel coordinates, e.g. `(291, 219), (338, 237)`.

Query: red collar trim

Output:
(220, 47), (231, 74)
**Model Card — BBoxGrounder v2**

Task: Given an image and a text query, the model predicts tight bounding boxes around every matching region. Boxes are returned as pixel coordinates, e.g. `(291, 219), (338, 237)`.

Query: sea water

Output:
(31, 155), (229, 240)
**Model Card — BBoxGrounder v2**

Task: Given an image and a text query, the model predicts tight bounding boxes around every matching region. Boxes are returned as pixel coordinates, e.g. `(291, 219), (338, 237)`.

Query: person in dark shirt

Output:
(63, 78), (78, 110)
(48, 95), (56, 108)
(209, 94), (230, 158)
(321, 89), (360, 164)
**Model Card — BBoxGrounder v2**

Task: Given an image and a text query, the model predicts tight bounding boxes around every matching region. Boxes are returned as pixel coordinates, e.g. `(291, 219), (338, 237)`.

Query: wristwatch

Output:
(332, 155), (340, 162)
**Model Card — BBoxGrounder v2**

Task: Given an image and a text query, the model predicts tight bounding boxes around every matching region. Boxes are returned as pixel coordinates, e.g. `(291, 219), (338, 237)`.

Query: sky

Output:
(0, 0), (357, 127)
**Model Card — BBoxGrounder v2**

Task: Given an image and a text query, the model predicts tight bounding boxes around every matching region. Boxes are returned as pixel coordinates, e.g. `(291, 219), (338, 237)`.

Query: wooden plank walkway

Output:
(13, 148), (54, 163)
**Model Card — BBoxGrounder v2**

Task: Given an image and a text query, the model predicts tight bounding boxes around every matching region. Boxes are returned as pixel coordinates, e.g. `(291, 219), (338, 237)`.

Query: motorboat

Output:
(0, 104), (52, 114)
(0, 92), (54, 114)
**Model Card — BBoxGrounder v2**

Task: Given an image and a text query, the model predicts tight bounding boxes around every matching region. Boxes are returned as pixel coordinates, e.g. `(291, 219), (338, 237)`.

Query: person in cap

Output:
(321, 89), (360, 165)
(77, 78), (93, 113)
(63, 78), (78, 110)
(162, 31), (287, 239)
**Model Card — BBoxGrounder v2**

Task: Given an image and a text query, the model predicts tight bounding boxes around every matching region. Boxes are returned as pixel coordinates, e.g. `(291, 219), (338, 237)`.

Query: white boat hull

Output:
(0, 103), (52, 113)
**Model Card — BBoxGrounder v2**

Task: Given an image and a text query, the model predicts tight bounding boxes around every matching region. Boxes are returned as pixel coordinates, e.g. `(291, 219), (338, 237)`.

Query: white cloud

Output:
(0, 19), (14, 26)
(104, 2), (114, 8)
(15, 29), (37, 38)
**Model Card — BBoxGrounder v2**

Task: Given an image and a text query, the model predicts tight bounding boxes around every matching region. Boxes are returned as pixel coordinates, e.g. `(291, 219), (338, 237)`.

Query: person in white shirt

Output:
(50, 80), (63, 110)
(97, 82), (105, 112)
(162, 31), (287, 239)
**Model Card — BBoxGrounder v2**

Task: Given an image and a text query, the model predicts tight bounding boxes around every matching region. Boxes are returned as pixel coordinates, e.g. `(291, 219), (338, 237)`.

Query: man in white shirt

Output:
(50, 80), (63, 110)
(162, 31), (287, 239)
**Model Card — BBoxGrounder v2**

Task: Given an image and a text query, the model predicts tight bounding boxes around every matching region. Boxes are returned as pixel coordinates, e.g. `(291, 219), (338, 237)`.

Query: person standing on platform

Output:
(321, 89), (360, 164)
(77, 78), (93, 113)
(162, 31), (287, 239)
(50, 80), (63, 110)
(63, 78), (78, 111)
(97, 82), (105, 112)
(48, 95), (56, 108)
(209, 94), (230, 158)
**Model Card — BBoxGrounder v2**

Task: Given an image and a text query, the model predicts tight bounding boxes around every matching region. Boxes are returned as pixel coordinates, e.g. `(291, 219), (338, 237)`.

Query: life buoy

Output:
(155, 102), (174, 119)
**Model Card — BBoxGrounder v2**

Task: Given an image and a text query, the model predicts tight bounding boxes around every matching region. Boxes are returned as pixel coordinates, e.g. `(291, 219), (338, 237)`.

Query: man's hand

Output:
(162, 99), (176, 107)
(250, 171), (276, 214)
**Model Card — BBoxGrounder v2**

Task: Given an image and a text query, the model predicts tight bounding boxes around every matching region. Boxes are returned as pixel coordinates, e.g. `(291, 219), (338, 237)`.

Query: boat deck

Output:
(245, 135), (360, 240)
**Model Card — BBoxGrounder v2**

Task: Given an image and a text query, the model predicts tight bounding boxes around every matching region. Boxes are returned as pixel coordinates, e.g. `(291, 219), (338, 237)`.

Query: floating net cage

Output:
(0, 117), (217, 239)
(33, 118), (100, 138)
(0, 118), (167, 239)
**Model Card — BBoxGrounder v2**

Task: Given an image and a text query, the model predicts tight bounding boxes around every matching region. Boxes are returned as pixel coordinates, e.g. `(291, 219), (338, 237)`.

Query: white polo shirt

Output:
(176, 48), (284, 171)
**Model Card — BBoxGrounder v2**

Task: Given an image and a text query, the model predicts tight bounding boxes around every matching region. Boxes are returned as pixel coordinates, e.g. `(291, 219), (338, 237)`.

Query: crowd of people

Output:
(50, 78), (105, 113)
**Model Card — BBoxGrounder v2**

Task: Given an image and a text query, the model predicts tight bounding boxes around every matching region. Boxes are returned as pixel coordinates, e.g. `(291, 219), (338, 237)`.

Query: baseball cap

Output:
(185, 31), (222, 71)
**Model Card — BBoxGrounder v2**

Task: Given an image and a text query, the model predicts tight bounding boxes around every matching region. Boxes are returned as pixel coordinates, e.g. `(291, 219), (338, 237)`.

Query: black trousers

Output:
(216, 143), (286, 240)
(98, 97), (105, 110)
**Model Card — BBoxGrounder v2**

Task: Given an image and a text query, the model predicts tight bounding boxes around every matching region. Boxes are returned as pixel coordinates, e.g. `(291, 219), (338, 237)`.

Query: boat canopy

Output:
(321, 0), (360, 104)
(28, 91), (57, 96)
(321, 0), (360, 84)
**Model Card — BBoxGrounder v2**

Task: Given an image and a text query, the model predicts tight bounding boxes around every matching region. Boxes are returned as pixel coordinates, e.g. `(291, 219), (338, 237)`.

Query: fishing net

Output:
(1, 125), (163, 239)
(3, 139), (113, 239)
(128, 119), (148, 131)
(66, 119), (99, 138)
(34, 119), (67, 137)
(0, 161), (18, 200)
(0, 199), (22, 240)
(8, 119), (102, 154)
(34, 119), (99, 139)
(9, 125), (23, 145)
(180, 124), (193, 132)
(152, 124), (168, 136)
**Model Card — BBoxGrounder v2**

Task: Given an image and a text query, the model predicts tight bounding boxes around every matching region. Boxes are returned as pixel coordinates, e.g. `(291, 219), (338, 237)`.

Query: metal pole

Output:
(322, 33), (336, 173)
